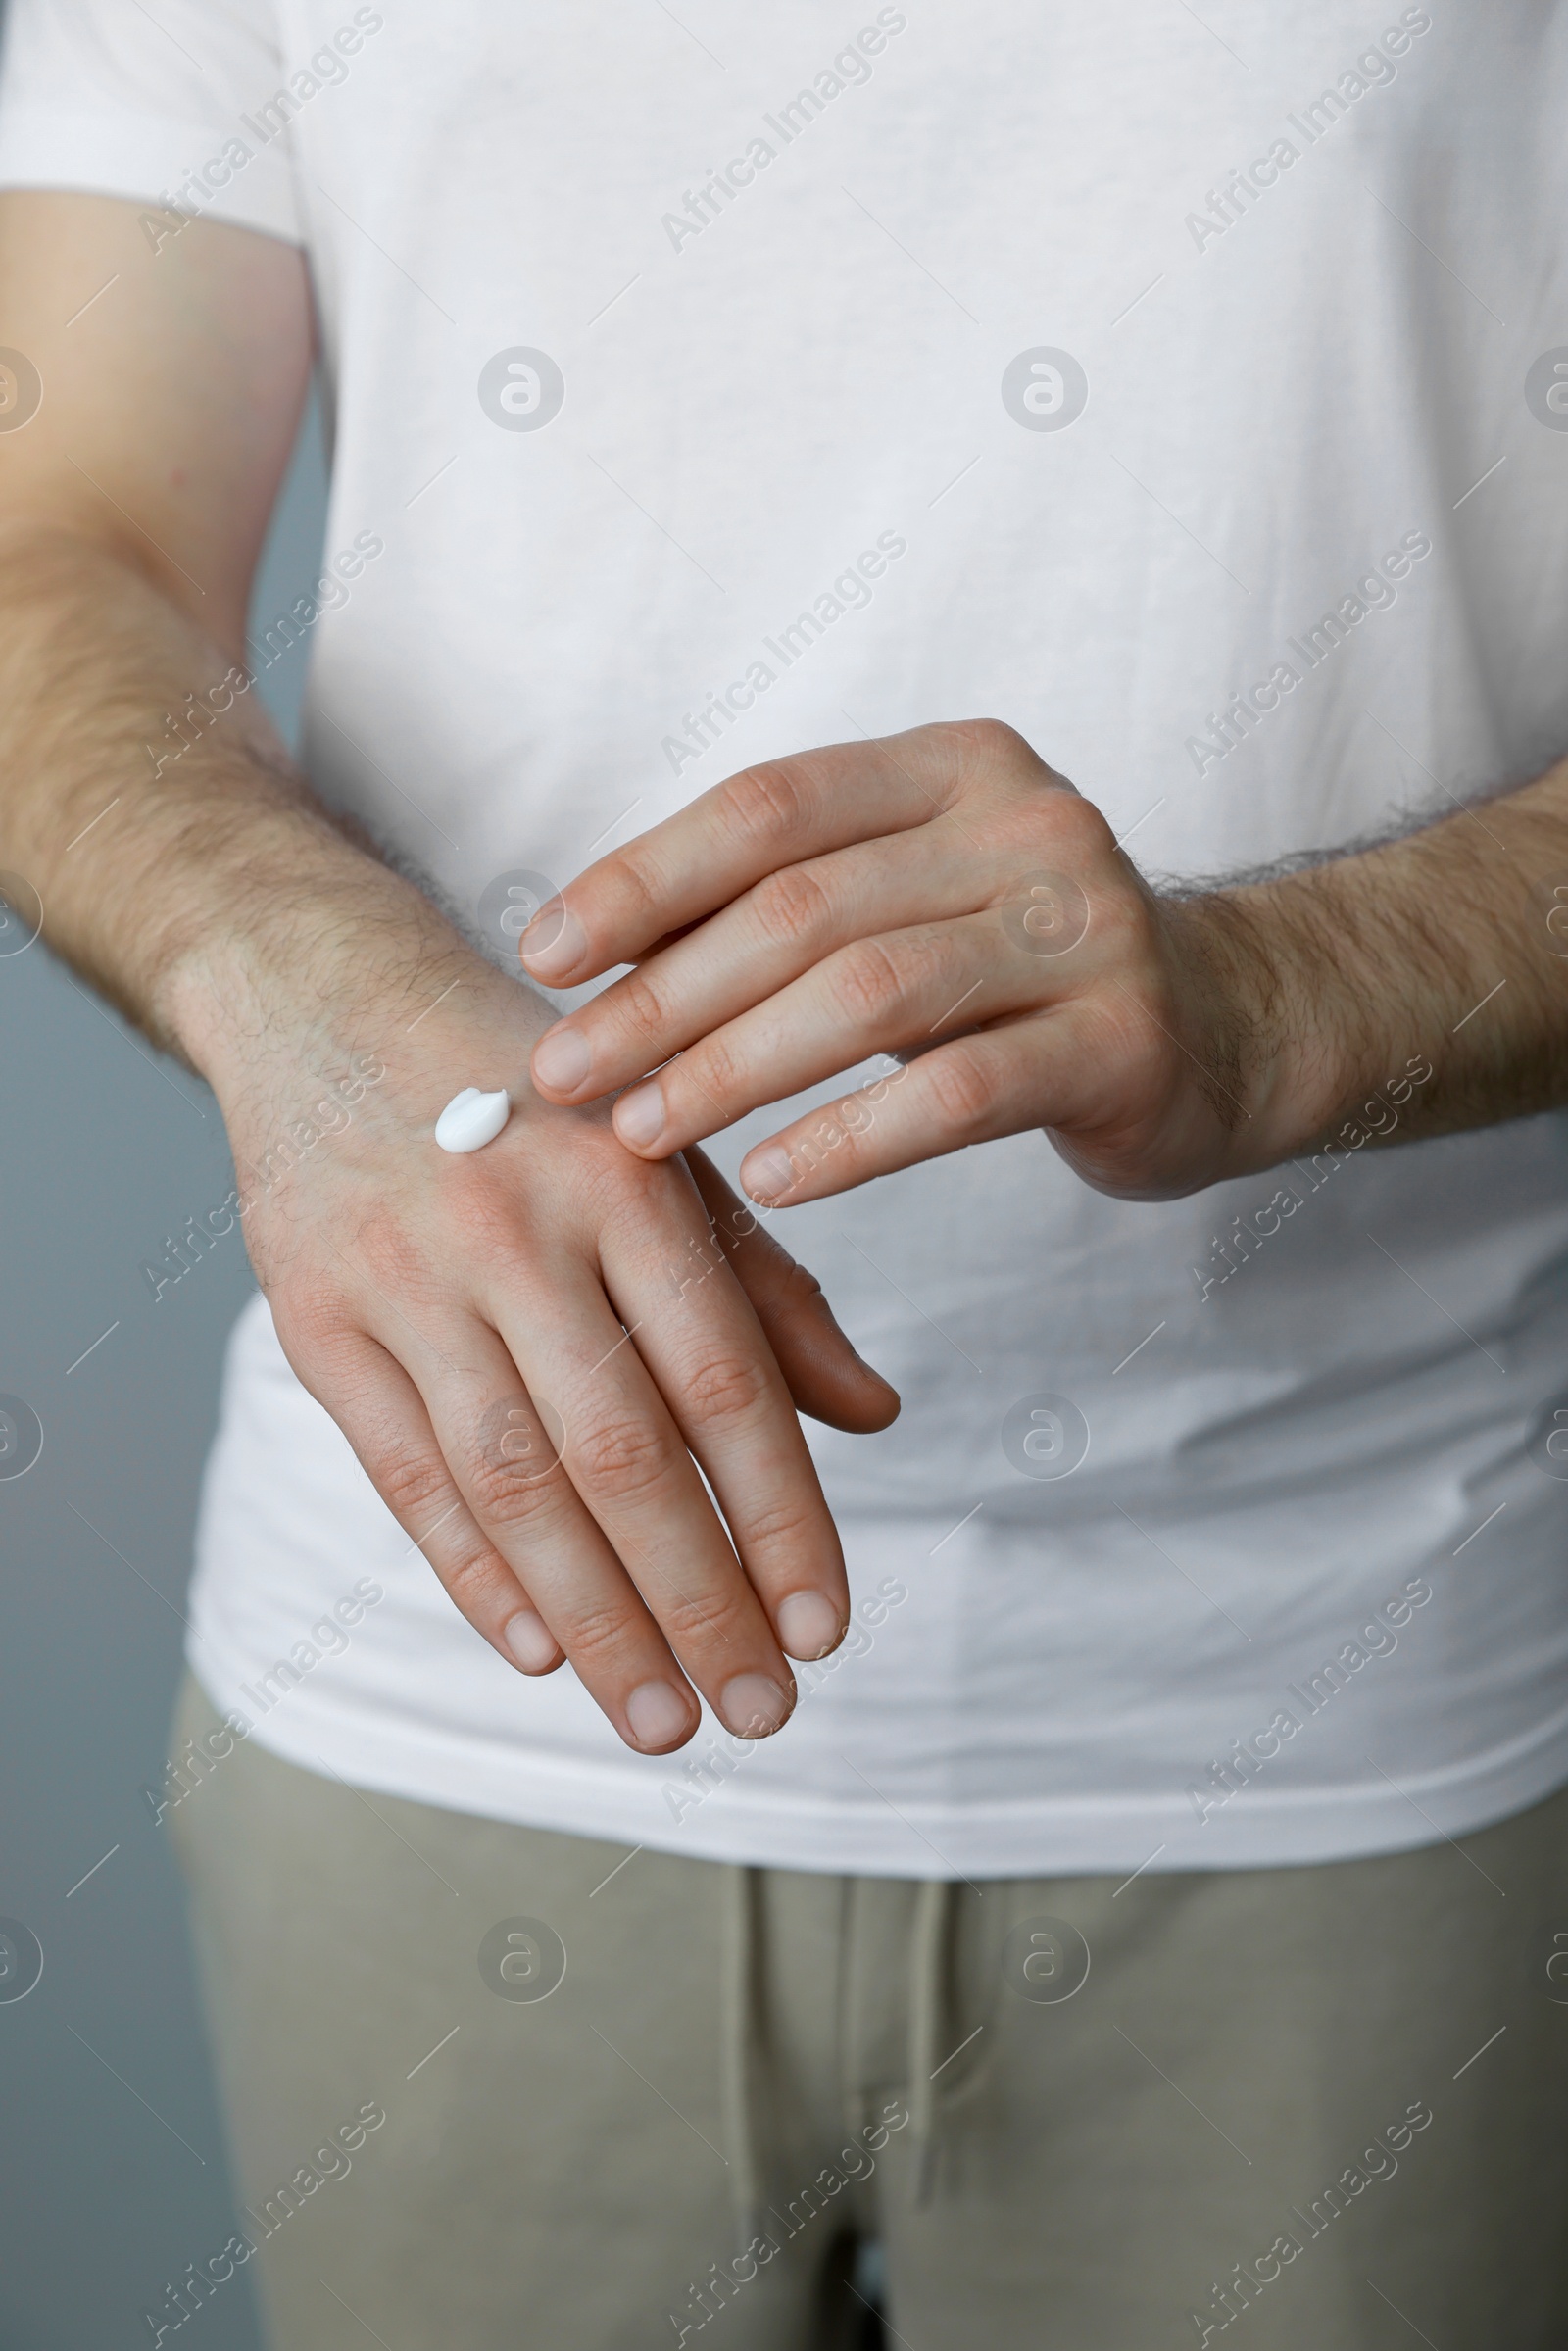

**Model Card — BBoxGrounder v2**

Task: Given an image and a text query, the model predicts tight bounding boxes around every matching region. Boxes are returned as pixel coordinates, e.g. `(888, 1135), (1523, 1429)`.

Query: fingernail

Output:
(504, 1608), (558, 1672)
(626, 1680), (692, 1749)
(531, 1025), (591, 1093)
(775, 1591), (843, 1661)
(720, 1673), (793, 1739)
(614, 1081), (665, 1149)
(519, 906), (586, 980)
(742, 1146), (796, 1202)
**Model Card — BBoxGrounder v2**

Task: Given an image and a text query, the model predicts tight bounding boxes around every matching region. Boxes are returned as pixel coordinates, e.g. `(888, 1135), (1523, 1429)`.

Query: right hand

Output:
(187, 892), (898, 1755)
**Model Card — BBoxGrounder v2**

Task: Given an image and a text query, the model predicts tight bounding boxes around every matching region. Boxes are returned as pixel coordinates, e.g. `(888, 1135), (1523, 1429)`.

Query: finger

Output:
(517, 727), (965, 986)
(488, 1253), (813, 1735)
(335, 1198), (809, 1744)
(311, 1274), (716, 1751)
(611, 913), (1054, 1159)
(280, 1322), (568, 1683)
(598, 1186), (854, 1665)
(735, 1007), (1107, 1204)
(529, 820), (1002, 1106)
(683, 1145), (900, 1433)
(410, 1331), (734, 1754)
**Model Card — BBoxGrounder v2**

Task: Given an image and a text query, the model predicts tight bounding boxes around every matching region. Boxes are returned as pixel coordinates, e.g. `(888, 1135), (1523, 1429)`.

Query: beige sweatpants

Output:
(163, 1669), (1568, 2349)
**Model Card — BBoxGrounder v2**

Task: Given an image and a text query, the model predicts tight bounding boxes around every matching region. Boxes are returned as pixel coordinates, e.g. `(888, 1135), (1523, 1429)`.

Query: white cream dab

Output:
(435, 1087), (511, 1153)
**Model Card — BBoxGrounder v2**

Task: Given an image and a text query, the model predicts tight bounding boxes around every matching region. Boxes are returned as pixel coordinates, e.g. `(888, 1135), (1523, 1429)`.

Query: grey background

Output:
(0, 391), (329, 2351)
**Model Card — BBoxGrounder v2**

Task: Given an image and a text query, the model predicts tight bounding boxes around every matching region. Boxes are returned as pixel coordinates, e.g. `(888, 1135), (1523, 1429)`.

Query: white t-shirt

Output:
(7, 0), (1568, 1876)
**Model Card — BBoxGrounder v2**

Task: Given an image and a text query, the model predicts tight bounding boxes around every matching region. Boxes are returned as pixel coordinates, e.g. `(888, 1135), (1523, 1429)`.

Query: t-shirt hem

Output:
(187, 1648), (1568, 1880)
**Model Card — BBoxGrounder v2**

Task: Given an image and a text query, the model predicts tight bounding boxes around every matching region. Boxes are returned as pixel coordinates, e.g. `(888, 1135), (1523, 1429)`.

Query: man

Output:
(2, 0), (1566, 2343)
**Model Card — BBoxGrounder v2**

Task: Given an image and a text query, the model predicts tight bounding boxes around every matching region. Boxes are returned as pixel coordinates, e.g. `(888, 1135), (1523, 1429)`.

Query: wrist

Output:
(157, 823), (470, 1096)
(1164, 871), (1375, 1178)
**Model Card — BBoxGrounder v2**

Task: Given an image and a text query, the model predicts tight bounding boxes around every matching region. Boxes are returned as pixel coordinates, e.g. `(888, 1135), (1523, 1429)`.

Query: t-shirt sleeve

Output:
(0, 0), (303, 243)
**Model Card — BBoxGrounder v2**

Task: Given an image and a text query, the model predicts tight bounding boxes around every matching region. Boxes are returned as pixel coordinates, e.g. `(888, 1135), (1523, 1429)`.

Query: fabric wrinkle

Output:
(907, 1877), (955, 2204)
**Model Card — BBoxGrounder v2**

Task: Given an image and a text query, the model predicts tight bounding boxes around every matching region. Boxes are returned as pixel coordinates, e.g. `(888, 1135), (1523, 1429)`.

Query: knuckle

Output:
(543, 1595), (641, 1673)
(685, 1023), (747, 1107)
(990, 782), (1113, 888)
(923, 1043), (1004, 1137)
(608, 967), (672, 1052)
(654, 1577), (757, 1657)
(749, 862), (834, 950)
(775, 1255), (823, 1312)
(723, 760), (809, 849)
(604, 848), (666, 934)
(732, 1491), (822, 1558)
(1042, 787), (1113, 858)
(570, 1410), (676, 1505)
(951, 714), (1030, 767)
(369, 1445), (455, 1529)
(464, 1447), (561, 1530)
(832, 937), (913, 1027)
(270, 1283), (357, 1369)
(440, 1537), (514, 1616)
(677, 1346), (772, 1427)
(579, 1144), (674, 1237)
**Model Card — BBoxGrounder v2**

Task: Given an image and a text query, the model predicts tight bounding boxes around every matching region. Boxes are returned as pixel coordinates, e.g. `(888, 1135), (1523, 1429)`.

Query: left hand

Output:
(519, 720), (1306, 1207)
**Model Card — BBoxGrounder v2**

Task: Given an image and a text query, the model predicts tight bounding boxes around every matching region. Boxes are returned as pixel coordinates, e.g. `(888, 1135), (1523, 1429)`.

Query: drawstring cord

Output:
(906, 1877), (953, 2205)
(720, 1862), (760, 2245)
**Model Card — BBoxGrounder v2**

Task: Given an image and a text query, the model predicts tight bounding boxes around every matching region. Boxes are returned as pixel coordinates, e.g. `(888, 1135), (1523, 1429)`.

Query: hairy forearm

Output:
(0, 518), (477, 1082)
(1181, 758), (1568, 1170)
